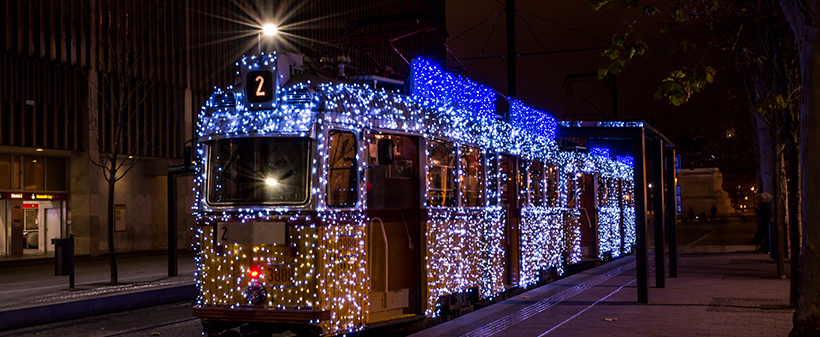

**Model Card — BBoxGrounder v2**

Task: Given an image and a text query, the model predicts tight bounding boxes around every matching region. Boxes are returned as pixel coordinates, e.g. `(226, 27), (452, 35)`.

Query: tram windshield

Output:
(206, 137), (311, 205)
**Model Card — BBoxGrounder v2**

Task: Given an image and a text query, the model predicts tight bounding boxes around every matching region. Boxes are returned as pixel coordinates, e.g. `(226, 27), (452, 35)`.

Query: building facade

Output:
(0, 0), (446, 257)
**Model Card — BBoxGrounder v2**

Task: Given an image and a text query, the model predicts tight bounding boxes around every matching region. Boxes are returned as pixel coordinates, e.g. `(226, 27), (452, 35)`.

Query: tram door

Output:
(500, 155), (519, 286)
(579, 173), (597, 259)
(365, 133), (421, 322)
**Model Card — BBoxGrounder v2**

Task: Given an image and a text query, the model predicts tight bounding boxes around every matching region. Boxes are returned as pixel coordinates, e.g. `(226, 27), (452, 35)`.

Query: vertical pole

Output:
(611, 75), (618, 120)
(665, 148), (678, 277)
(633, 128), (649, 303)
(506, 0), (516, 99)
(168, 171), (178, 277)
(651, 140), (666, 288)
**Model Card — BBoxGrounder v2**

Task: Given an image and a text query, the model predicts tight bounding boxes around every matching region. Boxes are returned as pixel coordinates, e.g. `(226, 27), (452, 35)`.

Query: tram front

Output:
(193, 53), (368, 337)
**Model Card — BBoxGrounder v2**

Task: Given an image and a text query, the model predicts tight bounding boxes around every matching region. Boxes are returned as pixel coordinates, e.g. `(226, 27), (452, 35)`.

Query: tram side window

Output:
(327, 130), (358, 207)
(545, 163), (558, 207)
(528, 161), (544, 207)
(427, 140), (456, 207)
(460, 146), (485, 207)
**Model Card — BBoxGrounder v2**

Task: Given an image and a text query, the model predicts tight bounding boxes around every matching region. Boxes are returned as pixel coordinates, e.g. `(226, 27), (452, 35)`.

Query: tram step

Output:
(368, 288), (411, 321)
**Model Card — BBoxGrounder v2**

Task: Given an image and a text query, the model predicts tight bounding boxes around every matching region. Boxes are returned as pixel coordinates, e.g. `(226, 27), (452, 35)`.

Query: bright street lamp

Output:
(263, 24), (278, 36)
(258, 24), (278, 54)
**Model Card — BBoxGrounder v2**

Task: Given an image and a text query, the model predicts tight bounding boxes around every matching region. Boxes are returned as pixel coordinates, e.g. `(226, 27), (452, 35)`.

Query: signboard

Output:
(246, 70), (274, 103)
(23, 203), (39, 209)
(676, 185), (682, 215)
(217, 222), (286, 245)
(115, 204), (126, 232)
(675, 154), (681, 173)
(0, 192), (67, 200)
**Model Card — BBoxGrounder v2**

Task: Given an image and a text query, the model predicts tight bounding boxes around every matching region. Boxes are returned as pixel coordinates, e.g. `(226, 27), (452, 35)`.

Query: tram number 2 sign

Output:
(246, 70), (274, 103)
(265, 264), (294, 287)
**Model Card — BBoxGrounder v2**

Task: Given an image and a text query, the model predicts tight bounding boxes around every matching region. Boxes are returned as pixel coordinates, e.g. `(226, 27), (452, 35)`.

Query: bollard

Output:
(52, 234), (75, 288)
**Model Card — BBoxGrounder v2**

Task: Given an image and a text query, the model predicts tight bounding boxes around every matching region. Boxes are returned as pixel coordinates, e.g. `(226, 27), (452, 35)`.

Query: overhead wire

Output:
(479, 16), (502, 57)
(449, 10), (505, 43)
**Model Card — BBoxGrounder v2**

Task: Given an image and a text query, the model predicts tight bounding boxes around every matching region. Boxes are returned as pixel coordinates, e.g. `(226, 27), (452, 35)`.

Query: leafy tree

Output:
(585, 1), (819, 333)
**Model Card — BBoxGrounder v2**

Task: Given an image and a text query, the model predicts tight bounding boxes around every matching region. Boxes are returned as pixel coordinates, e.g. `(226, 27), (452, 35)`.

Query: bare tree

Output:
(83, 0), (168, 284)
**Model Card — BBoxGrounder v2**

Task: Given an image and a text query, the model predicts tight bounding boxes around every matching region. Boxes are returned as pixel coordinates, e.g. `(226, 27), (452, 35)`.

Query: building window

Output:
(0, 155), (10, 190)
(327, 130), (358, 207)
(460, 146), (485, 207)
(427, 140), (456, 207)
(23, 157), (45, 191)
(46, 158), (67, 191)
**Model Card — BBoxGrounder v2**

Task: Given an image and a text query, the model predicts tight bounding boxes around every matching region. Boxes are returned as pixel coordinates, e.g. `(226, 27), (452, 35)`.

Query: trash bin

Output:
(52, 235), (74, 276)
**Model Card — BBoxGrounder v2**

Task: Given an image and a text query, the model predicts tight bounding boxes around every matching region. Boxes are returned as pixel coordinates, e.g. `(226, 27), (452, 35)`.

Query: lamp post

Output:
(258, 24), (278, 54)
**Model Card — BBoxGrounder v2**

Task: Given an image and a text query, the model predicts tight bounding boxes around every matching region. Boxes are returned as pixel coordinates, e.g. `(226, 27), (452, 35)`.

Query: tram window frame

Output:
(566, 172), (578, 207)
(486, 152), (499, 206)
(206, 136), (312, 206)
(326, 130), (358, 208)
(426, 139), (456, 207)
(459, 145), (485, 207)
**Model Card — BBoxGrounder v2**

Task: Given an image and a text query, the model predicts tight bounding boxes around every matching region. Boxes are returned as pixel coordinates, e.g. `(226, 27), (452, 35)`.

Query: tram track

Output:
(100, 317), (201, 337)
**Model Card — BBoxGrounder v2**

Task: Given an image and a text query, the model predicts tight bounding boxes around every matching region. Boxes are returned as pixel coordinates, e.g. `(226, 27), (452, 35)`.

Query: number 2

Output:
(255, 75), (265, 97)
(220, 225), (228, 241)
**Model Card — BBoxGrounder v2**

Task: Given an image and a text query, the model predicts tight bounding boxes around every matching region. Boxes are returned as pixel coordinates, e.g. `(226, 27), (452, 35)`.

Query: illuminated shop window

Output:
(427, 139), (456, 207)
(459, 145), (485, 207)
(327, 130), (358, 208)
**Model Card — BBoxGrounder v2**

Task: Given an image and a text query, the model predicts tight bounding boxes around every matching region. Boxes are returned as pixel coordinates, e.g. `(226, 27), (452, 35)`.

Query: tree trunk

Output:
(781, 0), (820, 333)
(107, 165), (118, 285)
(774, 141), (787, 278)
(756, 112), (777, 206)
(787, 131), (801, 306)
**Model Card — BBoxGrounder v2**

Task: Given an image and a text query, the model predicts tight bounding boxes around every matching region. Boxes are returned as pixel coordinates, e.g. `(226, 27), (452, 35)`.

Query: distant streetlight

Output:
(258, 24), (278, 54)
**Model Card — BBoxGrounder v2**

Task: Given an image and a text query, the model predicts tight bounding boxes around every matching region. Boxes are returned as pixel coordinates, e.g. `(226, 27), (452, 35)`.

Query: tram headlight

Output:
(247, 283), (267, 305)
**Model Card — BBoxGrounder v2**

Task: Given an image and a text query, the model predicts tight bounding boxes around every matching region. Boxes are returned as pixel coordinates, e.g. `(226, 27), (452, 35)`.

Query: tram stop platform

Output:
(0, 251), (196, 331)
(0, 223), (795, 336)
(411, 245), (793, 337)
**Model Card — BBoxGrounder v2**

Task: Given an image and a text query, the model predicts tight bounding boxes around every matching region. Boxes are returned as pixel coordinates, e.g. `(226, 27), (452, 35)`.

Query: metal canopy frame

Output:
(558, 121), (677, 304)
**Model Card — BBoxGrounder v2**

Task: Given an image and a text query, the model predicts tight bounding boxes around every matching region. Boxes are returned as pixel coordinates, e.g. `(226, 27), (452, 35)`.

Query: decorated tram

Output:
(192, 52), (636, 337)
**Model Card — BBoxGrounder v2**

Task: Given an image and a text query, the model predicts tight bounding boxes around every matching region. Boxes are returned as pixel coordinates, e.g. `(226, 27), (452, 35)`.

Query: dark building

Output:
(0, 0), (446, 257)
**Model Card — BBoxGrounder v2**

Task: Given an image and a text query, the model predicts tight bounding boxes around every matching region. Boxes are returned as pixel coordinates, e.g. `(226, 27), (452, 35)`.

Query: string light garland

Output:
(193, 53), (636, 334)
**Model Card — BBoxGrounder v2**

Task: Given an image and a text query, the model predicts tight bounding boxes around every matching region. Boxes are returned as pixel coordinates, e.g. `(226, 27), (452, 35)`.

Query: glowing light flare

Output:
(262, 24), (278, 36)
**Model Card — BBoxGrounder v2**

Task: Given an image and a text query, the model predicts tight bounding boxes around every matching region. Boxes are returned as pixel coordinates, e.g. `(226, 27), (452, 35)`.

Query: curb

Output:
(0, 284), (197, 331)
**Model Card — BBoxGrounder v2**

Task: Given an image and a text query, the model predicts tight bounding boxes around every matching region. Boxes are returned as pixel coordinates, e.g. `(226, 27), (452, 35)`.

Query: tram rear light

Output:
(249, 268), (260, 279)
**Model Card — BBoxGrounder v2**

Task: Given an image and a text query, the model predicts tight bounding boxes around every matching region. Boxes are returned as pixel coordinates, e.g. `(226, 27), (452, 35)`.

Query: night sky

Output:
(444, 0), (753, 173)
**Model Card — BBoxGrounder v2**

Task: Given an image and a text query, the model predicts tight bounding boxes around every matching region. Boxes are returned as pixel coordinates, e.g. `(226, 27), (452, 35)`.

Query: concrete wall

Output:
(69, 157), (196, 255)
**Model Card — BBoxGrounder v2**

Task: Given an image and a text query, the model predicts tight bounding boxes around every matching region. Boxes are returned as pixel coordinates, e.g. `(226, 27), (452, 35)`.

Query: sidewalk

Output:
(0, 251), (197, 331)
(412, 245), (792, 337)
